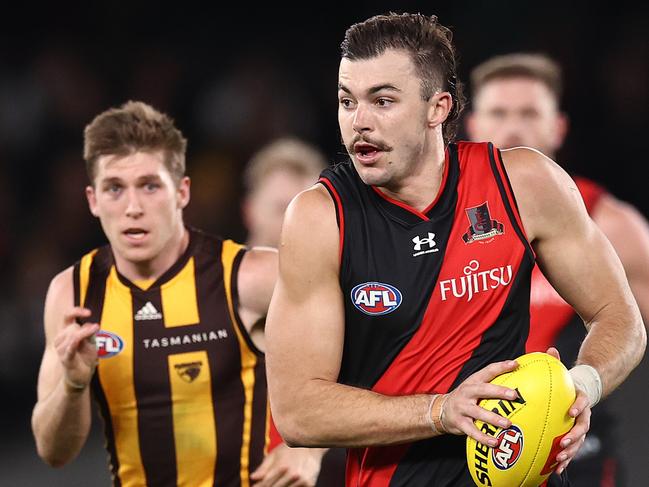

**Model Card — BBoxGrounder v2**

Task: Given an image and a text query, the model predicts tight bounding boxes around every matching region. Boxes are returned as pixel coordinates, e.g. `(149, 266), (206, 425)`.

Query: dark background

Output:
(1, 2), (647, 485)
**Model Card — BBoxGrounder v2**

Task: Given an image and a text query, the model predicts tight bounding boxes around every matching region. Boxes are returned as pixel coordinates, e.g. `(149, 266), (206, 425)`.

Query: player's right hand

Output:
(53, 307), (100, 391)
(440, 360), (520, 447)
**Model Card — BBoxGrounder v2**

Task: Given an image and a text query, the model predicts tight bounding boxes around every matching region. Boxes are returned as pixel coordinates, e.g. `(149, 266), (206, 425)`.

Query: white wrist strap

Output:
(569, 364), (602, 407)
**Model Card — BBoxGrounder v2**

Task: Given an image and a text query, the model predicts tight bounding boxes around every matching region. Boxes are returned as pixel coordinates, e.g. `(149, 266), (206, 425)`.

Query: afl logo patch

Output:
(493, 425), (524, 470)
(95, 330), (124, 359)
(351, 282), (402, 316)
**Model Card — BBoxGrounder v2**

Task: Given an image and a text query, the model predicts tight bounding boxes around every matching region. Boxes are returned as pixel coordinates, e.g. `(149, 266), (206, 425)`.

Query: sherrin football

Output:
(466, 352), (576, 487)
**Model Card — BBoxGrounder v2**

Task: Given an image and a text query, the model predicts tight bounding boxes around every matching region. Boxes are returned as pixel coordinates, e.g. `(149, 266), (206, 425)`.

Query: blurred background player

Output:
(31, 101), (324, 487)
(465, 52), (649, 486)
(242, 137), (328, 249)
(241, 136), (347, 486)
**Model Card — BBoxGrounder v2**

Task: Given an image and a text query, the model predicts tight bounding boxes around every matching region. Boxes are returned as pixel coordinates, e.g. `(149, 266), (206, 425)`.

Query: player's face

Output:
(86, 151), (190, 264)
(246, 169), (315, 247)
(467, 77), (566, 158)
(338, 49), (434, 187)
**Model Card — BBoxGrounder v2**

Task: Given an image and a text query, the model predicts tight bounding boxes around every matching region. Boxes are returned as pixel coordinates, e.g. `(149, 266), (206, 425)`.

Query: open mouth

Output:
(123, 228), (149, 241)
(354, 143), (381, 161)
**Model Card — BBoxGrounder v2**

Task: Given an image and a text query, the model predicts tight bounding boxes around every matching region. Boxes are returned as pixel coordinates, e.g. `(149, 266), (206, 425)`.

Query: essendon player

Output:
(266, 13), (646, 487)
(31, 101), (323, 486)
(466, 52), (649, 486)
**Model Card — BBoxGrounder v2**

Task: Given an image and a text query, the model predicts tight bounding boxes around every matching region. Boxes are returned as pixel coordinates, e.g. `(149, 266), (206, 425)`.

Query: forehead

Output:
(95, 151), (169, 181)
(475, 77), (558, 109)
(339, 49), (418, 93)
(256, 167), (314, 193)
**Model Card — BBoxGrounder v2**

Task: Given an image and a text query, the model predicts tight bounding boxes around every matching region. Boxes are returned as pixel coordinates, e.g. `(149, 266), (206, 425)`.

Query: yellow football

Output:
(466, 352), (576, 487)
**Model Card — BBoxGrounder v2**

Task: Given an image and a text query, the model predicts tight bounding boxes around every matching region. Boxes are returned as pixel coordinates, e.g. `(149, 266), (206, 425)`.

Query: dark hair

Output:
(470, 53), (563, 101)
(341, 12), (466, 145)
(83, 101), (187, 185)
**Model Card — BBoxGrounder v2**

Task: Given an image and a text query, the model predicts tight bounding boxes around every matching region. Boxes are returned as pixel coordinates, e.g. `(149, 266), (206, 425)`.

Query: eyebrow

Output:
(338, 83), (402, 95)
(99, 174), (163, 185)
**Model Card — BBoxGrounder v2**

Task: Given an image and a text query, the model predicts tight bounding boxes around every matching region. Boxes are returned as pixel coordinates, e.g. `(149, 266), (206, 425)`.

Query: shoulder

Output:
(499, 147), (585, 241)
(236, 246), (278, 321)
(593, 194), (649, 235)
(592, 194), (649, 261)
(47, 266), (75, 306)
(279, 186), (339, 282)
(284, 185), (337, 230)
(43, 266), (75, 338)
(239, 246), (278, 283)
(500, 147), (573, 188)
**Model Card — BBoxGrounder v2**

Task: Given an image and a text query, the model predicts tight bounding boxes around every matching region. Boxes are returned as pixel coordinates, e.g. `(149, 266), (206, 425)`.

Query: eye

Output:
(144, 182), (160, 192)
(107, 184), (122, 194)
(488, 108), (507, 120)
(521, 108), (540, 120)
(376, 98), (393, 107)
(339, 98), (355, 109)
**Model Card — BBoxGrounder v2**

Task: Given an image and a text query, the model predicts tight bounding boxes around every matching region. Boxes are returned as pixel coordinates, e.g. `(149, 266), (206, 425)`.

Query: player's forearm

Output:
(32, 380), (92, 467)
(578, 305), (646, 398)
(272, 378), (439, 448)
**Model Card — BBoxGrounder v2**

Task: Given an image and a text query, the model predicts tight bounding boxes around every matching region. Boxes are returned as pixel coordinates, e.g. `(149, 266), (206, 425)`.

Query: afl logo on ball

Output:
(95, 330), (124, 359)
(493, 425), (524, 470)
(351, 282), (402, 316)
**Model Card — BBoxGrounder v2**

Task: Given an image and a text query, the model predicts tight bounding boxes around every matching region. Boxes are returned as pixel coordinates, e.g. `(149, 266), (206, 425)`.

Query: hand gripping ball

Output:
(466, 352), (576, 487)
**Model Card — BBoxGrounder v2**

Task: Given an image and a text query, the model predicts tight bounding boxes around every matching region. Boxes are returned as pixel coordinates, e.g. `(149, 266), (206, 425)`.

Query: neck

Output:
(115, 225), (190, 282)
(246, 234), (277, 249)
(377, 142), (447, 212)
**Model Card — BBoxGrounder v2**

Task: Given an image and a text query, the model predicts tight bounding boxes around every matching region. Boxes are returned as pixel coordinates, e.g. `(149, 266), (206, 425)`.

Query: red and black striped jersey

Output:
(74, 228), (270, 487)
(319, 142), (537, 487)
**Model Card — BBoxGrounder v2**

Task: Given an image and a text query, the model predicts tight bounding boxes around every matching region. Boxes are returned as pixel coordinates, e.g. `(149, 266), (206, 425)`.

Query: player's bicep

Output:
(530, 182), (633, 325)
(536, 219), (628, 323)
(266, 186), (343, 393)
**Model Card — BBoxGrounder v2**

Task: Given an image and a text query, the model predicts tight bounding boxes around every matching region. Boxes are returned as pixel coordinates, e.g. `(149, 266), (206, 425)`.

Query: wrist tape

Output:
(569, 364), (602, 407)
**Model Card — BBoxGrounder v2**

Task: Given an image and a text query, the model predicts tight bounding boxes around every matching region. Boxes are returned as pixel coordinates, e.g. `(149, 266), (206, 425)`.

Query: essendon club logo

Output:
(462, 202), (504, 244)
(351, 282), (402, 316)
(175, 361), (203, 383)
(492, 425), (524, 470)
(95, 330), (124, 359)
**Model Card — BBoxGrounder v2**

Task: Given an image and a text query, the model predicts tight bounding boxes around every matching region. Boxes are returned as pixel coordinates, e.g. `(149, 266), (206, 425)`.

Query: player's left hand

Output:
(545, 347), (591, 474)
(250, 443), (326, 487)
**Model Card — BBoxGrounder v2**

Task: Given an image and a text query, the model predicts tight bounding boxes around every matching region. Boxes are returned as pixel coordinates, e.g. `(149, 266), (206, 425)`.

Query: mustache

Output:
(345, 134), (393, 154)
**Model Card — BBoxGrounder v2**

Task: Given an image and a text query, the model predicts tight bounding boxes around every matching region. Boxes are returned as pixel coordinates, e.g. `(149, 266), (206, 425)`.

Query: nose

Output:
(125, 188), (144, 218)
(352, 103), (372, 134)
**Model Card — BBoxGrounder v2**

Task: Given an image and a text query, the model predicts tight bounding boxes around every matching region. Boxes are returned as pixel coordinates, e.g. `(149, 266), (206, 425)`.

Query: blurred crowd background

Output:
(1, 2), (647, 485)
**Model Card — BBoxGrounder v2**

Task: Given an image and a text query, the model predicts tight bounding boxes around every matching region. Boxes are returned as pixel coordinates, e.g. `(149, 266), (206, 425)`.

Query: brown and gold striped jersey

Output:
(74, 228), (270, 487)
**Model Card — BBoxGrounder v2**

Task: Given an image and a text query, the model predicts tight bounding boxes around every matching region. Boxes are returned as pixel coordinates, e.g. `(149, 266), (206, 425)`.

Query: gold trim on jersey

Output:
(161, 256), (200, 328)
(97, 266), (146, 486)
(168, 350), (216, 487)
(79, 249), (97, 307)
(222, 239), (256, 487)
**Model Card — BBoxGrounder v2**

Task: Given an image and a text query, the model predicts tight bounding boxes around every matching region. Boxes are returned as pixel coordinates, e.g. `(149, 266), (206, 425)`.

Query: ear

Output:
(241, 196), (254, 233)
(177, 176), (191, 209)
(465, 111), (477, 141)
(86, 186), (99, 217)
(427, 92), (453, 129)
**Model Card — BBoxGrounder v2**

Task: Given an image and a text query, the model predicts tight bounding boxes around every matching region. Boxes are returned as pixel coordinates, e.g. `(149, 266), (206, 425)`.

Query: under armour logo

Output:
(412, 232), (439, 257)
